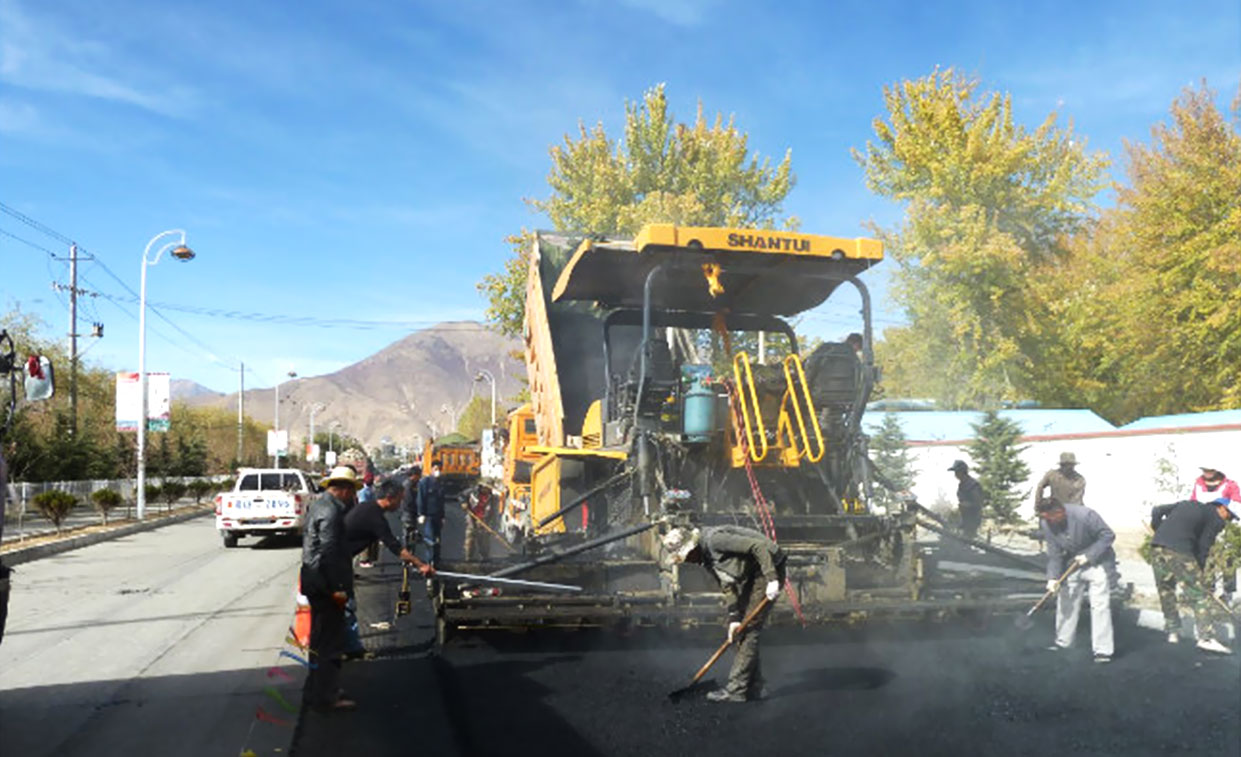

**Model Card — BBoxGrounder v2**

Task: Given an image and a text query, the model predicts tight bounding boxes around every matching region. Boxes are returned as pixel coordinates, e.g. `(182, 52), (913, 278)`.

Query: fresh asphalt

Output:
(297, 507), (1241, 757)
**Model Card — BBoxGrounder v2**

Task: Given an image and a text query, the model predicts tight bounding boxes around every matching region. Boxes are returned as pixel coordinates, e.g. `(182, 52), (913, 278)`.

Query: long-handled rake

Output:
(1014, 563), (1079, 631)
(668, 596), (772, 702)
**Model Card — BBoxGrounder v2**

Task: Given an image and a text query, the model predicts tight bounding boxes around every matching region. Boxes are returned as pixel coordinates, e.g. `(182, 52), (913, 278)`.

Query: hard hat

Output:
(662, 527), (700, 562)
(320, 466), (362, 490)
(1227, 501), (1241, 520)
(1059, 452), (1078, 465)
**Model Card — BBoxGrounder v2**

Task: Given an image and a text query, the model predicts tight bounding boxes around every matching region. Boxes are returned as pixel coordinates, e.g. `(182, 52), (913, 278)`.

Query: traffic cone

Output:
(293, 579), (311, 649)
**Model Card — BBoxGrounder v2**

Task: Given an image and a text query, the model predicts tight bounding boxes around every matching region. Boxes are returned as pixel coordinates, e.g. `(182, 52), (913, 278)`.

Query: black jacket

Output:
(699, 525), (787, 622)
(1151, 501), (1226, 568)
(957, 475), (984, 512)
(345, 500), (402, 559)
(301, 491), (352, 597)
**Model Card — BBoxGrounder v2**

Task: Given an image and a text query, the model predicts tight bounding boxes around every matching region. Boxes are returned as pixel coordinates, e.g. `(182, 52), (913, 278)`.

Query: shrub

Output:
(160, 480), (188, 511)
(91, 488), (123, 525)
(187, 479), (215, 505)
(144, 483), (162, 504)
(32, 490), (78, 533)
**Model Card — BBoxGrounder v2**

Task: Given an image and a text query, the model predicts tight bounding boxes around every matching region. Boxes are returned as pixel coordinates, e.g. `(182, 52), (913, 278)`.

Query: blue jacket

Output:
(417, 475), (445, 519)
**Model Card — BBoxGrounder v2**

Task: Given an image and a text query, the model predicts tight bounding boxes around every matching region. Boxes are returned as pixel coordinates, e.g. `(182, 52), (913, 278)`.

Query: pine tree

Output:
(869, 413), (917, 510)
(966, 410), (1030, 523)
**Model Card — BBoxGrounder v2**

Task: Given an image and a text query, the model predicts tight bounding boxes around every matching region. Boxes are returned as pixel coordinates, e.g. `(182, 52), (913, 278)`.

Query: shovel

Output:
(1014, 563), (1079, 631)
(668, 595), (772, 702)
(395, 564), (412, 616)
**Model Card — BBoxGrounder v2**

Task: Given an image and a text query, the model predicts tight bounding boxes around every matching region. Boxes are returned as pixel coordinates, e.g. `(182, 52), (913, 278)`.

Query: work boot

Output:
(1196, 638), (1232, 655)
(705, 689), (747, 703)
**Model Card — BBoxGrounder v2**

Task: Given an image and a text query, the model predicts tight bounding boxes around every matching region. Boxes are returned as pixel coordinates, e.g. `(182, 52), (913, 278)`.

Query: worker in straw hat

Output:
(301, 465), (362, 712)
(663, 524), (786, 703)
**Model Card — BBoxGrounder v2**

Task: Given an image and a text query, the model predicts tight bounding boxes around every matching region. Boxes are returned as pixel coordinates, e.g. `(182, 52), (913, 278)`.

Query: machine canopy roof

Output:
(550, 225), (883, 316)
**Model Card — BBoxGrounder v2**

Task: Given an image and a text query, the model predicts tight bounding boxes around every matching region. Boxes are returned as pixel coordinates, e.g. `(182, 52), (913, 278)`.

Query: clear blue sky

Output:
(2, 0), (1237, 393)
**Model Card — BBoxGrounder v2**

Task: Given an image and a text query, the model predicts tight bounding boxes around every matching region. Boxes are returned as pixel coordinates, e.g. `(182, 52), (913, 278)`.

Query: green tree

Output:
(186, 479), (216, 505)
(32, 490), (78, 533)
(868, 413), (917, 511)
(456, 395), (493, 441)
(91, 488), (123, 525)
(856, 68), (1108, 407)
(965, 410), (1030, 524)
(479, 84), (799, 337)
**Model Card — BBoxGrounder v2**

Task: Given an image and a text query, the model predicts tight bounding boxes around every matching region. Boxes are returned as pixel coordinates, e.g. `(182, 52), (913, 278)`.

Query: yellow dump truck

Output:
(434, 224), (1039, 641)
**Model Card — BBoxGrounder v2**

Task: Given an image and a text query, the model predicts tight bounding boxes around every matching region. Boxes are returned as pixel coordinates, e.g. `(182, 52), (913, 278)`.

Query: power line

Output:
(0, 226), (61, 259)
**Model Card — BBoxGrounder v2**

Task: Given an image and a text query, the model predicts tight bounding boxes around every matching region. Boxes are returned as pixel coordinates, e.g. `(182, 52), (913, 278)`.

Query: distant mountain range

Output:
(171, 378), (223, 401)
(185, 321), (523, 449)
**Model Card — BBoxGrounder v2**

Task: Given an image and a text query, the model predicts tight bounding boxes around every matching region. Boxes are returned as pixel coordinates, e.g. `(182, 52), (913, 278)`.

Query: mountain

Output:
(187, 321), (524, 450)
(172, 379), (223, 401)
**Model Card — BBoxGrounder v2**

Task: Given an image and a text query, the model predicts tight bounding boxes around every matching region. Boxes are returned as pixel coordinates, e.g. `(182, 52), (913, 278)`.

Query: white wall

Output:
(902, 427), (1241, 533)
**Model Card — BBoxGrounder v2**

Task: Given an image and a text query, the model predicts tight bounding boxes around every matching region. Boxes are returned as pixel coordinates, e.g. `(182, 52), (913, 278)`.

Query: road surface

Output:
(0, 514), (303, 757)
(295, 506), (1241, 757)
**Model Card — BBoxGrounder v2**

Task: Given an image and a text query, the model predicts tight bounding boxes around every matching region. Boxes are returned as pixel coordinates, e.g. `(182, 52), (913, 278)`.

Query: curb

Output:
(1, 507), (214, 566)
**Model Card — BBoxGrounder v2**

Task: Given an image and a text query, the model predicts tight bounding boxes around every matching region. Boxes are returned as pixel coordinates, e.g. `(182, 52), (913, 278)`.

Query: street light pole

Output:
(474, 369), (496, 426)
(308, 403), (324, 464)
(273, 369), (297, 468)
(137, 230), (195, 521)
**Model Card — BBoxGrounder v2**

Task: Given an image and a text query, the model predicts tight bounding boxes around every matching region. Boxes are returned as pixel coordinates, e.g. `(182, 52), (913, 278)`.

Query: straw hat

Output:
(320, 466), (362, 490)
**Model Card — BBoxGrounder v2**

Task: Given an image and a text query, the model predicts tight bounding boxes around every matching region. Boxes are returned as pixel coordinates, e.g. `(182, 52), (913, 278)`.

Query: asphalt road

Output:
(0, 514), (304, 757)
(298, 506), (1241, 757)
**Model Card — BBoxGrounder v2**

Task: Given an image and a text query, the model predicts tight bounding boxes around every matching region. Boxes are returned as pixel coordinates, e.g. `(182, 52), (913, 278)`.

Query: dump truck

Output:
(433, 225), (1041, 642)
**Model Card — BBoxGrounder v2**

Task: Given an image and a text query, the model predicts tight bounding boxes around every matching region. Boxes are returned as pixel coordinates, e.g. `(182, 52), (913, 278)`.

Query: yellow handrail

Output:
(731, 351), (768, 462)
(781, 354), (826, 463)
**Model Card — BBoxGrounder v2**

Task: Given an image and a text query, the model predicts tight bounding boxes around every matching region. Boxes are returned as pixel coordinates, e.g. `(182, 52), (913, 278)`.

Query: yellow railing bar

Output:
(731, 351), (768, 462)
(781, 354), (826, 463)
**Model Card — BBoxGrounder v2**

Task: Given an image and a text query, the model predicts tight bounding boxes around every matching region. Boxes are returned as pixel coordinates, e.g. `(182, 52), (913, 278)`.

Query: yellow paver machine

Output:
(435, 225), (1040, 642)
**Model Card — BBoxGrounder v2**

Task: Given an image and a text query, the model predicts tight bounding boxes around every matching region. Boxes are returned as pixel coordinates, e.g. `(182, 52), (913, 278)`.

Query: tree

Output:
(456, 395), (493, 441)
(160, 480), (187, 512)
(32, 490), (77, 534)
(965, 410), (1030, 524)
(479, 84), (799, 337)
(187, 479), (216, 505)
(91, 488), (123, 525)
(868, 413), (917, 511)
(856, 68), (1108, 407)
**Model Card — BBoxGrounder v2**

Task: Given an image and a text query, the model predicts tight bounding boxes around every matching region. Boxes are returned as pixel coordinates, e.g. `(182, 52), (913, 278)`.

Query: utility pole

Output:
(68, 242), (78, 435)
(237, 361), (244, 466)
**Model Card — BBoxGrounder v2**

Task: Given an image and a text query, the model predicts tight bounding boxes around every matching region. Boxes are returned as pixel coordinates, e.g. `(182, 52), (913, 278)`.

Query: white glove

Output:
(727, 621), (742, 644)
(417, 515), (426, 525)
(1046, 580), (1058, 593)
(1072, 554), (1089, 568)
(765, 580), (781, 602)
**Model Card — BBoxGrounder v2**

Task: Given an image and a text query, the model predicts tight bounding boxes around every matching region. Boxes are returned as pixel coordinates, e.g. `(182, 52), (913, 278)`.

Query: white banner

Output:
(116, 372), (172, 432)
(324, 450), (338, 467)
(267, 429), (289, 456)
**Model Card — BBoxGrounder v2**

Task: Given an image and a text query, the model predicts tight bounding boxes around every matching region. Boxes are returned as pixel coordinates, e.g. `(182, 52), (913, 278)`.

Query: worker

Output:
(301, 466), (361, 712)
(1037, 497), (1116, 663)
(663, 524), (786, 702)
(1149, 497), (1241, 654)
(417, 459), (446, 566)
(1190, 465), (1241, 503)
(341, 475), (434, 658)
(1034, 452), (1086, 507)
(463, 485), (494, 561)
(399, 464), (422, 547)
(356, 471), (379, 568)
(948, 460), (984, 539)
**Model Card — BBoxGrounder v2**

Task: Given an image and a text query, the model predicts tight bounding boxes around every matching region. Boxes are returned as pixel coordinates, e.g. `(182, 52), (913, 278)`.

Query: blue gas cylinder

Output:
(683, 378), (716, 442)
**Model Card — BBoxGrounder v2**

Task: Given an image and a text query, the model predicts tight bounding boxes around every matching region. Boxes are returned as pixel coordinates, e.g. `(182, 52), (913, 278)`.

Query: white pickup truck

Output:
(215, 468), (317, 548)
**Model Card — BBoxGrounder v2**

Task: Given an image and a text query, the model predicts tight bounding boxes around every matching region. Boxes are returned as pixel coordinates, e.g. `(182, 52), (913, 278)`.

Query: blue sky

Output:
(2, 0), (1237, 393)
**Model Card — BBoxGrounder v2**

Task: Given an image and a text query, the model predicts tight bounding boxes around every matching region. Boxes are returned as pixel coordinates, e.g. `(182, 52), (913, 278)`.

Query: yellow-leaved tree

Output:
(478, 84), (798, 337)
(856, 68), (1109, 407)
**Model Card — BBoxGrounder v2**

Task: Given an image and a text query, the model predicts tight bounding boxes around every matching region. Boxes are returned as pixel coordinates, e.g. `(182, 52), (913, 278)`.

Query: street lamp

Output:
(273, 370), (297, 468)
(308, 402), (325, 463)
(137, 229), (194, 521)
(474, 369), (496, 426)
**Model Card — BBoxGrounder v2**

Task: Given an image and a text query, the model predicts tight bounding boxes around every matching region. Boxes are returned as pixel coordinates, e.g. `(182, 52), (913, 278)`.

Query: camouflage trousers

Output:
(1151, 546), (1219, 641)
(464, 515), (489, 561)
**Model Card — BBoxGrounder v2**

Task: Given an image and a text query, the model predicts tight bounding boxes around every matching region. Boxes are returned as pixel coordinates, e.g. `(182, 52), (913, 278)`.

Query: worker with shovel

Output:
(664, 525), (786, 703)
(1037, 497), (1116, 662)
